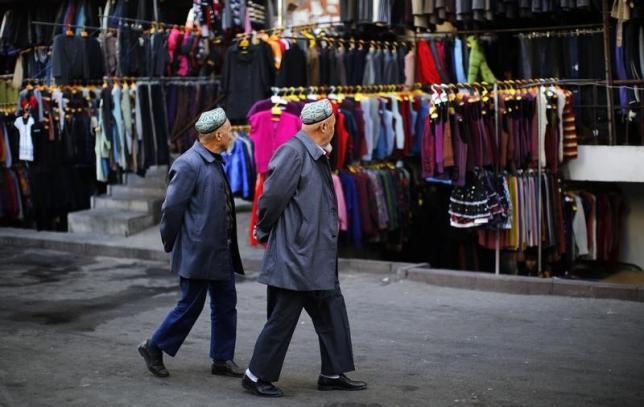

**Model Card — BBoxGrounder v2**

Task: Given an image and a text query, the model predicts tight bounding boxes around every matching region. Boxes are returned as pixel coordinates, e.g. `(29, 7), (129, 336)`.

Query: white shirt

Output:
(14, 115), (34, 162)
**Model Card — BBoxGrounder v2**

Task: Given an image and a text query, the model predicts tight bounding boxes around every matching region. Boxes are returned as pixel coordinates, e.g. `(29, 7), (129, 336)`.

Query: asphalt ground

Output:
(0, 246), (643, 407)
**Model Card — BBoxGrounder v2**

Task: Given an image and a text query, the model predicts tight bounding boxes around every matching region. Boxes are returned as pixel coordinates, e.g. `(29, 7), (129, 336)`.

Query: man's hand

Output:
(253, 226), (258, 241)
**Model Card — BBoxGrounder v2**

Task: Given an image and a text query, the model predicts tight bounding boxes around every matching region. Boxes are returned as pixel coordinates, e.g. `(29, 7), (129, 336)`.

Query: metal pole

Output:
(153, 0), (159, 24)
(537, 85), (543, 274)
(602, 0), (616, 145)
(277, 0), (284, 28)
(494, 82), (501, 275)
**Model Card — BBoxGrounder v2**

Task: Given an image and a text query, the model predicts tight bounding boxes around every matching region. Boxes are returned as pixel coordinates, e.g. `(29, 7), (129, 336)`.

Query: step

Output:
(108, 184), (166, 199)
(145, 165), (169, 177)
(92, 195), (163, 221)
(125, 173), (167, 189)
(68, 208), (155, 237)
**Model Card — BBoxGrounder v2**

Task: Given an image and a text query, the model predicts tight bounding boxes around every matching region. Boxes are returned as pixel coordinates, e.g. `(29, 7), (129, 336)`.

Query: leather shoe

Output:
(212, 360), (244, 377)
(318, 374), (367, 391)
(242, 374), (284, 397)
(138, 340), (169, 378)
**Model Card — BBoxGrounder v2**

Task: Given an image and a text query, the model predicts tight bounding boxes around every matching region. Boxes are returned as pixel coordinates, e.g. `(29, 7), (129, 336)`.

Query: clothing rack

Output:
(231, 125), (251, 131)
(516, 28), (604, 38)
(268, 77), (564, 275)
(236, 21), (345, 38)
(31, 21), (107, 33)
(415, 22), (604, 37)
(98, 14), (161, 27)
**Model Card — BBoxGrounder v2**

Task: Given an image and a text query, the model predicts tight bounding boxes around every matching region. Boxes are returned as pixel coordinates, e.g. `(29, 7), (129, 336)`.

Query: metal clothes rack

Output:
(32, 21), (107, 33)
(270, 78), (561, 275)
(415, 22), (604, 36)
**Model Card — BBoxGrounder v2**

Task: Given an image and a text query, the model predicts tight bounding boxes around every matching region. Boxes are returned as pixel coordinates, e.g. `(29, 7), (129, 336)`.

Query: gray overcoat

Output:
(160, 141), (244, 280)
(256, 131), (339, 291)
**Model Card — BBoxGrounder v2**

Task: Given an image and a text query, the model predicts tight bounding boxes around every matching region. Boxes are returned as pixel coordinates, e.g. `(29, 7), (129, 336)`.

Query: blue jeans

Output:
(150, 275), (237, 361)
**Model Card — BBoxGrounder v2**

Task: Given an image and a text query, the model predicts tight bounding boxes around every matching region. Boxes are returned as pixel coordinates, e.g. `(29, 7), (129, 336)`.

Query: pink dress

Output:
(249, 110), (302, 174)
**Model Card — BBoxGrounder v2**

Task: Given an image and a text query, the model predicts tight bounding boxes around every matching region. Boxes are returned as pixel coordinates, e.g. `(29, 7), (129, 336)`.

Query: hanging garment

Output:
(14, 115), (34, 162)
(466, 36), (496, 83)
(417, 39), (441, 84)
(404, 49), (416, 87)
(248, 110), (301, 174)
(277, 43), (307, 87)
(223, 43), (275, 121)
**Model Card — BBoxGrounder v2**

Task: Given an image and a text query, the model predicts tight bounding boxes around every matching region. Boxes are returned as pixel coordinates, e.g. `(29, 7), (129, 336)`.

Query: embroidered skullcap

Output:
(195, 107), (227, 134)
(300, 99), (333, 125)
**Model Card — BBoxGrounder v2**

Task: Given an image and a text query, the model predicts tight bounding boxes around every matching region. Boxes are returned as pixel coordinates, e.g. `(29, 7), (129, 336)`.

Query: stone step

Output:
(125, 173), (167, 189)
(67, 208), (155, 237)
(145, 165), (169, 176)
(108, 184), (166, 199)
(92, 195), (163, 221)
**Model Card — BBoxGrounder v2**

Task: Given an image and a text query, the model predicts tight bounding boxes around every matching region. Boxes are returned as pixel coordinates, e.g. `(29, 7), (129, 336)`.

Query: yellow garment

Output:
(267, 35), (283, 70)
(508, 176), (519, 250)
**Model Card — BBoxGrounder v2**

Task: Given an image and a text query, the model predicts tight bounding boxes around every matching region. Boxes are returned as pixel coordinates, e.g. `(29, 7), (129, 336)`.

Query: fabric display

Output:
(610, 5), (644, 144)
(563, 188), (624, 264)
(409, 0), (600, 28)
(277, 41), (411, 87)
(165, 80), (220, 153)
(13, 81), (170, 183)
(96, 80), (170, 181)
(0, 163), (32, 225)
(51, 32), (105, 84)
(222, 41), (276, 121)
(335, 165), (412, 249)
(517, 31), (605, 80)
(222, 128), (257, 201)
(419, 85), (579, 185)
(0, 78), (19, 106)
(0, 99), (95, 230)
(477, 172), (566, 256)
(449, 170), (511, 229)
(416, 35), (498, 85)
(342, 0), (412, 26)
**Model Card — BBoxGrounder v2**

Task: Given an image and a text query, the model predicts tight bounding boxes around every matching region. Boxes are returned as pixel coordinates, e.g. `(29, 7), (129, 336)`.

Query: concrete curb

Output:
(400, 267), (644, 303)
(2, 229), (642, 303)
(0, 231), (264, 271)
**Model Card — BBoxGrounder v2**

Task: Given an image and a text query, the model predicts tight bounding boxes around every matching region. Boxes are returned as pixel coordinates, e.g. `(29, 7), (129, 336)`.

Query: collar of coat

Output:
(295, 131), (325, 161)
(193, 141), (224, 164)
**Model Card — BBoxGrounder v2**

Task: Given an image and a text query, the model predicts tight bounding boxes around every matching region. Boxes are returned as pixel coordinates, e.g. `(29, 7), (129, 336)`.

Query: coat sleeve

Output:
(159, 159), (198, 252)
(256, 144), (303, 243)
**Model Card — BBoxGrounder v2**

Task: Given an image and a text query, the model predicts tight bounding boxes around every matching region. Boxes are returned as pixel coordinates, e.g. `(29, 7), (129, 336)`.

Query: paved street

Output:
(0, 246), (643, 407)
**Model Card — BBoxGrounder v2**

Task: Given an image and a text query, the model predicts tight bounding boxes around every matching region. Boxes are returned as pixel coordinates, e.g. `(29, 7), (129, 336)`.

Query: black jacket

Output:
(223, 43), (274, 122)
(276, 43), (307, 87)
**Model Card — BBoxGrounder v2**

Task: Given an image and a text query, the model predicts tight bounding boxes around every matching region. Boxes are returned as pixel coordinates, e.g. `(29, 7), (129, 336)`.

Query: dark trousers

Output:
(248, 285), (356, 383)
(150, 275), (237, 361)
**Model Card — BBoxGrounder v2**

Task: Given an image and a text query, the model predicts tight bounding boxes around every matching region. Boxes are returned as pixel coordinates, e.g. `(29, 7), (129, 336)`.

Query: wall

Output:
(565, 146), (644, 183)
(620, 183), (644, 269)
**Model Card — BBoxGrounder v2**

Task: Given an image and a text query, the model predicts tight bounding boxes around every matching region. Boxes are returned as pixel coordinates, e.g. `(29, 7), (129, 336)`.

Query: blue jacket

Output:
(224, 138), (251, 199)
(160, 141), (244, 280)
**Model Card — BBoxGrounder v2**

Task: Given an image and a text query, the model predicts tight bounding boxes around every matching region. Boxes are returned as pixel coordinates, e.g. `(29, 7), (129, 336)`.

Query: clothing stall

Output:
(0, 0), (637, 275)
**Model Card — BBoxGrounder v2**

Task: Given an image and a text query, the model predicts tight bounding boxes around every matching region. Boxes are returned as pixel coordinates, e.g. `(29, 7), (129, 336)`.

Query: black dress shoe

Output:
(318, 374), (367, 391)
(138, 340), (169, 378)
(212, 360), (244, 377)
(242, 374), (284, 397)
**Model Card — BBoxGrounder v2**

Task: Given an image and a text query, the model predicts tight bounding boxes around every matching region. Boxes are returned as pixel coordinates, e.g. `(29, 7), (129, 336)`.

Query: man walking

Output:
(242, 99), (367, 397)
(138, 108), (245, 379)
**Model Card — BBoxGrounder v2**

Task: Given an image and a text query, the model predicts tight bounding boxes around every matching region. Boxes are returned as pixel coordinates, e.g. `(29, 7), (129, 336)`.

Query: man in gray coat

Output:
(138, 108), (245, 379)
(242, 99), (367, 397)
